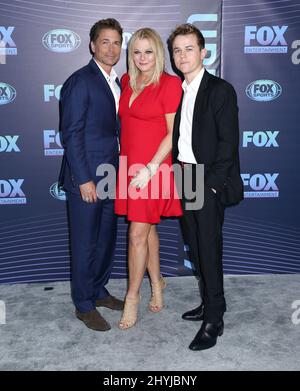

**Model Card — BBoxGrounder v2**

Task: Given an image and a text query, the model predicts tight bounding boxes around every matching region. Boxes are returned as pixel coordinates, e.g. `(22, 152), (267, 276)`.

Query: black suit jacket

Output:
(172, 70), (243, 207)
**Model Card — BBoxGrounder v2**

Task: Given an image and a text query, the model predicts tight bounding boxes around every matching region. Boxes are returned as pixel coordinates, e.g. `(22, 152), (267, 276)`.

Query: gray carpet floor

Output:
(0, 274), (299, 371)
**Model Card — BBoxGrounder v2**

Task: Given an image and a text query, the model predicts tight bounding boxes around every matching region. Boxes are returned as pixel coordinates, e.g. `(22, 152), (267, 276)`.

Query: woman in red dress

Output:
(115, 28), (182, 329)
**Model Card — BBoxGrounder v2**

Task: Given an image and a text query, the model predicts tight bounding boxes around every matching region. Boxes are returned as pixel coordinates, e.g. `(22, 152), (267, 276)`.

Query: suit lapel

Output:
(115, 76), (121, 90)
(191, 69), (210, 138)
(88, 59), (116, 111)
(174, 93), (183, 132)
(175, 69), (210, 134)
(174, 69), (211, 162)
(193, 69), (210, 112)
(173, 91), (184, 160)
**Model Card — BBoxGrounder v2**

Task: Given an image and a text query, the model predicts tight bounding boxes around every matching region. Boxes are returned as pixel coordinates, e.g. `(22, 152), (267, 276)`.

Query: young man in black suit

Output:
(169, 24), (243, 350)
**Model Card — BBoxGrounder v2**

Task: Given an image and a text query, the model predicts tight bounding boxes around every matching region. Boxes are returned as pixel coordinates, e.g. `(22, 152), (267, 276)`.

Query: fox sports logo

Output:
(50, 182), (66, 201)
(246, 80), (282, 102)
(0, 82), (16, 105)
(42, 29), (81, 53)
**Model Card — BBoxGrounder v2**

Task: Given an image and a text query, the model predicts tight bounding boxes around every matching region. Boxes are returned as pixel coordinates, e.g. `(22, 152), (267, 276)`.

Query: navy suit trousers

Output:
(67, 192), (117, 313)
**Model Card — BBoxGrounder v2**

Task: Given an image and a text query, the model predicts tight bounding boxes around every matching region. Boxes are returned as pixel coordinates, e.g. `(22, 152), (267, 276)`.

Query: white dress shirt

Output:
(93, 58), (120, 113)
(178, 67), (205, 163)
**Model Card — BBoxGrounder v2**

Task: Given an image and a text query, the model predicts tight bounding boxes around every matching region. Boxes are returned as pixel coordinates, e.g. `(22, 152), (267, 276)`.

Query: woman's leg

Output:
(126, 221), (152, 299)
(146, 225), (161, 283)
(119, 221), (152, 329)
(146, 225), (166, 312)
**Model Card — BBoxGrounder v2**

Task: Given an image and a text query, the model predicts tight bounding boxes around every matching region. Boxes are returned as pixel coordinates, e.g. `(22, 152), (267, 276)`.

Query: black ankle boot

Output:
(189, 320), (224, 351)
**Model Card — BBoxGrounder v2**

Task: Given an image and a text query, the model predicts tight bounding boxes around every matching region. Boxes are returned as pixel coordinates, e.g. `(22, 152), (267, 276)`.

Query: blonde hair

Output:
(128, 28), (165, 93)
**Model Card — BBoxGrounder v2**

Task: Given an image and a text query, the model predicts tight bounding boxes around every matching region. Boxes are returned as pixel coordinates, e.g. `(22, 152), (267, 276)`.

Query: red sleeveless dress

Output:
(115, 72), (183, 223)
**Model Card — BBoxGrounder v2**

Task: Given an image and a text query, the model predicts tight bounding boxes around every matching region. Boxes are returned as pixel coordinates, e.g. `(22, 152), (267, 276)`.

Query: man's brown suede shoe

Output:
(95, 295), (124, 311)
(75, 309), (111, 331)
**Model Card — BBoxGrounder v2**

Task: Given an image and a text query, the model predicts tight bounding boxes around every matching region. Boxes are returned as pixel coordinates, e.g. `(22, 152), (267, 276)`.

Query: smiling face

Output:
(132, 38), (156, 76)
(91, 28), (122, 74)
(172, 33), (207, 83)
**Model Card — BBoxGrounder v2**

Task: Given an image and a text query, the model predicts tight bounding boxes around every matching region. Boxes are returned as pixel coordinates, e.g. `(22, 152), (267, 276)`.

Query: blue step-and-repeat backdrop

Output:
(1, 0), (300, 284)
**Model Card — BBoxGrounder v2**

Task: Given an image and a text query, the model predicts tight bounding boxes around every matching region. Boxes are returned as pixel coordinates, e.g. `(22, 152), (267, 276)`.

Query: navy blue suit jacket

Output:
(59, 59), (119, 194)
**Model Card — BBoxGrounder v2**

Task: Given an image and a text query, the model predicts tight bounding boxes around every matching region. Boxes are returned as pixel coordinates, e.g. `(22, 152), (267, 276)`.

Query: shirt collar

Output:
(93, 58), (118, 82)
(182, 67), (205, 93)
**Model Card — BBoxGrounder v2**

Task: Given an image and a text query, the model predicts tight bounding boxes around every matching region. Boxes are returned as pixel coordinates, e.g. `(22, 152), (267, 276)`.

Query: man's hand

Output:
(79, 181), (97, 203)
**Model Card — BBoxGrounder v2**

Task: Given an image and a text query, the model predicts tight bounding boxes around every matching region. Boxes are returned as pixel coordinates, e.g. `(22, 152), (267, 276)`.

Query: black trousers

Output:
(180, 164), (226, 323)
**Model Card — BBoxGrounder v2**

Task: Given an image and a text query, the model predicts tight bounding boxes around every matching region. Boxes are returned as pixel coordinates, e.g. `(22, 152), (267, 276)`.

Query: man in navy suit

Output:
(59, 19), (124, 331)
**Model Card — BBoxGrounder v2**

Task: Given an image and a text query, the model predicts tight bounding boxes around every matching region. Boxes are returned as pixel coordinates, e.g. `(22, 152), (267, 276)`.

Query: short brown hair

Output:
(168, 23), (205, 50)
(89, 18), (123, 43)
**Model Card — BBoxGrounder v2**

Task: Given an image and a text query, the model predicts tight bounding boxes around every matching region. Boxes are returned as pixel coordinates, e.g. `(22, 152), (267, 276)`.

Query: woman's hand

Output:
(130, 164), (158, 189)
(130, 167), (151, 189)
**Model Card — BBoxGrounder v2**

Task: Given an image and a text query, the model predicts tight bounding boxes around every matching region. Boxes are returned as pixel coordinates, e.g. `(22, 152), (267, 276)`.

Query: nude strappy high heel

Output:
(118, 295), (141, 330)
(149, 275), (166, 312)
